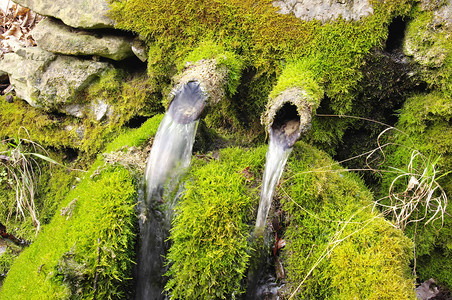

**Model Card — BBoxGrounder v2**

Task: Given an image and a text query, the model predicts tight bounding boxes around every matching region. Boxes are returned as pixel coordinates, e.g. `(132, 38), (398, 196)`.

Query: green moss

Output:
(164, 142), (415, 299)
(268, 60), (323, 106)
(110, 0), (413, 124)
(417, 248), (452, 288)
(0, 115), (164, 299)
(0, 165), (138, 299)
(0, 97), (80, 149)
(0, 148), (76, 242)
(280, 142), (415, 299)
(181, 40), (245, 96)
(164, 146), (266, 299)
(378, 91), (452, 289)
(105, 114), (164, 153)
(0, 248), (18, 276)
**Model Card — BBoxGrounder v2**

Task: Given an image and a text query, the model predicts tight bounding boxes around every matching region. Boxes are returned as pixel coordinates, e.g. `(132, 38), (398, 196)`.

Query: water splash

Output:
(135, 81), (205, 300)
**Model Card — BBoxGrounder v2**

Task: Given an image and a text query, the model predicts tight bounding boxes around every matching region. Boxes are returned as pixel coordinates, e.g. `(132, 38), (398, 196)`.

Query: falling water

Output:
(254, 118), (300, 233)
(135, 81), (205, 300)
(248, 106), (301, 298)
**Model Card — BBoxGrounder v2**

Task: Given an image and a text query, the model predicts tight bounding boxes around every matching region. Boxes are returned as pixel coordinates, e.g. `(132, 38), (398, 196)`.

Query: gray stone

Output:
(0, 47), (113, 110)
(131, 37), (149, 62)
(31, 18), (134, 61)
(273, 0), (373, 22)
(92, 99), (110, 121)
(12, 0), (114, 29)
(433, 0), (452, 30)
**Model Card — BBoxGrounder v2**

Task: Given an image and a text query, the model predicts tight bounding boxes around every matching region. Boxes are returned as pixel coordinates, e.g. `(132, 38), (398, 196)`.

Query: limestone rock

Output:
(0, 46), (113, 111)
(404, 1), (451, 68)
(131, 37), (149, 62)
(12, 0), (114, 29)
(273, 0), (373, 22)
(32, 18), (134, 60)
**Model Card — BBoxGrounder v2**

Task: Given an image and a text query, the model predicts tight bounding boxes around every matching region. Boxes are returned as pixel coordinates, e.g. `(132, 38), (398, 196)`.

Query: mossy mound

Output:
(164, 146), (266, 299)
(164, 142), (415, 299)
(378, 90), (452, 288)
(404, 7), (452, 97)
(0, 115), (163, 299)
(280, 143), (416, 299)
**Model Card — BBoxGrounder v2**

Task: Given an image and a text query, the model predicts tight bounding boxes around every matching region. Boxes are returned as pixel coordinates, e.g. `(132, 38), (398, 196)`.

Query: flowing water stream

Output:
(254, 129), (293, 232)
(135, 81), (205, 300)
(248, 104), (301, 298)
(254, 110), (301, 234)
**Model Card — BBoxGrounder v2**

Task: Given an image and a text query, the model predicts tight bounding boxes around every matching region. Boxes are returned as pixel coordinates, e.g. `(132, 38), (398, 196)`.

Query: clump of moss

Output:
(164, 146), (266, 299)
(279, 142), (416, 299)
(0, 164), (138, 299)
(179, 40), (245, 96)
(0, 96), (80, 149)
(0, 65), (164, 161)
(0, 144), (77, 242)
(164, 142), (415, 299)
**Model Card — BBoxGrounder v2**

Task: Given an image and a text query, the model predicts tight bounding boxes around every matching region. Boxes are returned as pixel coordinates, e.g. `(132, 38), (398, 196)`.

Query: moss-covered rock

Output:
(164, 146), (265, 299)
(404, 6), (452, 97)
(164, 142), (416, 299)
(378, 90), (452, 288)
(280, 142), (416, 299)
(109, 0), (413, 139)
(0, 115), (163, 299)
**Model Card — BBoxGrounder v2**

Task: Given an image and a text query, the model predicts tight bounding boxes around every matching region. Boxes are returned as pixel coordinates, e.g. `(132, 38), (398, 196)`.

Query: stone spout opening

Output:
(168, 81), (206, 124)
(271, 102), (301, 149)
(262, 87), (314, 149)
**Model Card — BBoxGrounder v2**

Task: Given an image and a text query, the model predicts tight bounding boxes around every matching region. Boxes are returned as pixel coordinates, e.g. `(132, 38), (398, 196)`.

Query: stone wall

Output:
(0, 0), (148, 122)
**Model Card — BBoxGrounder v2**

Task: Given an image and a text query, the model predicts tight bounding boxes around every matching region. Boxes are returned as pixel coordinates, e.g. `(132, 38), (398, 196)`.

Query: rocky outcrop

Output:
(273, 0), (373, 22)
(31, 18), (134, 60)
(0, 47), (113, 114)
(12, 0), (114, 29)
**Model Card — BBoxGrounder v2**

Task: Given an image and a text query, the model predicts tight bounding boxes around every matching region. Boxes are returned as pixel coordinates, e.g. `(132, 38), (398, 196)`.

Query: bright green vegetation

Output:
(377, 90), (452, 288)
(165, 146), (266, 299)
(0, 166), (137, 299)
(0, 138), (77, 242)
(0, 115), (163, 299)
(164, 143), (416, 299)
(180, 40), (245, 96)
(404, 8), (452, 97)
(280, 142), (416, 299)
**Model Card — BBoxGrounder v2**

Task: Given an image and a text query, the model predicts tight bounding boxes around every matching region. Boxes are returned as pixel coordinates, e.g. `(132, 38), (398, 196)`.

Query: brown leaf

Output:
(240, 166), (253, 182)
(2, 23), (21, 39)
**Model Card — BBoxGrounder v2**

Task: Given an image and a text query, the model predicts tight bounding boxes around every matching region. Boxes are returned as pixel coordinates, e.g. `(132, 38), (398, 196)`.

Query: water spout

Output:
(136, 58), (230, 299)
(144, 81), (205, 204)
(136, 81), (206, 300)
(255, 88), (313, 234)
